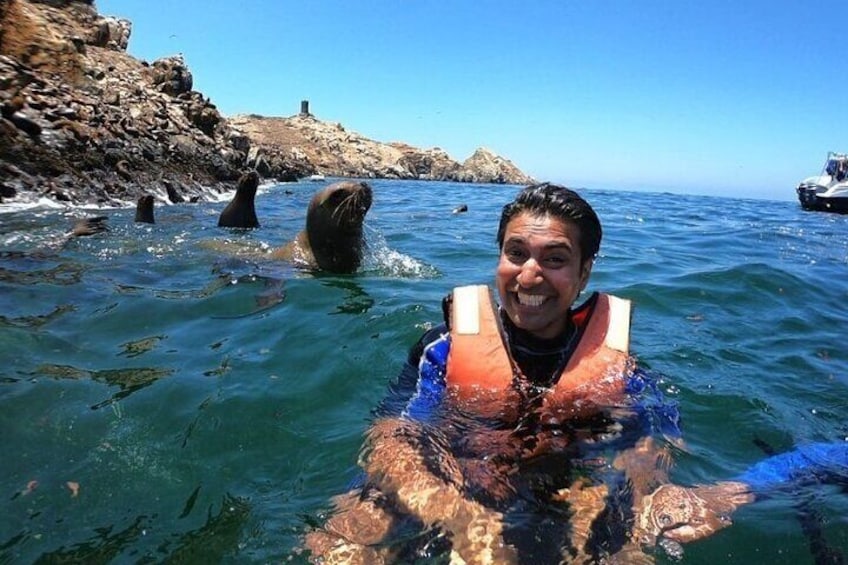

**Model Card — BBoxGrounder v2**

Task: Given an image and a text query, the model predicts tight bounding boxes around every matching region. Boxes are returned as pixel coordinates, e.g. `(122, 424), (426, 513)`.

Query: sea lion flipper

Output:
(270, 233), (313, 265)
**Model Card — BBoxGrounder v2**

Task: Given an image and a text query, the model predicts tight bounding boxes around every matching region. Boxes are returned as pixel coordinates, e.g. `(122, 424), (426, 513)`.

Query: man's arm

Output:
(306, 327), (518, 563)
(361, 416), (517, 563)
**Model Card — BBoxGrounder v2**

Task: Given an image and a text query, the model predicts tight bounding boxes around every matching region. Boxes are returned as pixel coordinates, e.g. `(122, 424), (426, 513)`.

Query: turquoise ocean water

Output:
(1, 179), (846, 564)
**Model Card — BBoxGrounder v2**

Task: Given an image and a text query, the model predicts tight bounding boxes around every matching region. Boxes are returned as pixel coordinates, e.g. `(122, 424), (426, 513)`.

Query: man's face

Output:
(496, 212), (592, 340)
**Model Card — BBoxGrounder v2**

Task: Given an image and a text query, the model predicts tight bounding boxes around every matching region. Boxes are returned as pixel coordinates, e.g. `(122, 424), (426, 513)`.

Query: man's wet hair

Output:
(496, 182), (602, 263)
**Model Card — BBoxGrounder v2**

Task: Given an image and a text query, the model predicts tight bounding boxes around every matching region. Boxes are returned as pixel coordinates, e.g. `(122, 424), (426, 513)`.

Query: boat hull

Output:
(796, 153), (848, 213)
(797, 185), (848, 213)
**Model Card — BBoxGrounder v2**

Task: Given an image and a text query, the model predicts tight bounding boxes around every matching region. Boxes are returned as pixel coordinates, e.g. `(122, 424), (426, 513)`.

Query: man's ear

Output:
(579, 259), (593, 291)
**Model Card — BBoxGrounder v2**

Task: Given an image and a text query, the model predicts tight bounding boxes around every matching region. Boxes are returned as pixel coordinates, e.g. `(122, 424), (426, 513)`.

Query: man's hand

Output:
(635, 481), (754, 545)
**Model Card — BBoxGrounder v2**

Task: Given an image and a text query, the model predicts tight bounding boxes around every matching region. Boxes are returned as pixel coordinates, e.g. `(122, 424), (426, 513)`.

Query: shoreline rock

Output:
(0, 0), (534, 209)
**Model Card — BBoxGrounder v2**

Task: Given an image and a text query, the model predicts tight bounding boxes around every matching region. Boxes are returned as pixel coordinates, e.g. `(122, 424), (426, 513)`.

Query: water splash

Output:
(361, 225), (440, 279)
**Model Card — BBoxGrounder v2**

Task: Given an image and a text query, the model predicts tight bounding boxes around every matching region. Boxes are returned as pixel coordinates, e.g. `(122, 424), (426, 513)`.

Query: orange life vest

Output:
(445, 285), (633, 423)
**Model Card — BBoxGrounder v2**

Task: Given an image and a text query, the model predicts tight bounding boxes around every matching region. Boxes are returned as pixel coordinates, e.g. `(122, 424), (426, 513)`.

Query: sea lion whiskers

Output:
(328, 184), (369, 226)
(329, 190), (355, 222)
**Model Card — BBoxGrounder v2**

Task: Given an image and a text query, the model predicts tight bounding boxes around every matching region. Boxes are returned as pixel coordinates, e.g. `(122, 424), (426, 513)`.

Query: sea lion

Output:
(272, 180), (372, 273)
(0, 216), (108, 261)
(135, 194), (155, 224)
(164, 179), (185, 204)
(452, 204), (468, 214)
(218, 171), (260, 228)
(68, 216), (108, 239)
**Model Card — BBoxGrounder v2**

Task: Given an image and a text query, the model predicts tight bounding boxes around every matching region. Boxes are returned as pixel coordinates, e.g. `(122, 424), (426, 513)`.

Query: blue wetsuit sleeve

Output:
(734, 442), (848, 493)
(623, 367), (683, 440)
(402, 332), (450, 423)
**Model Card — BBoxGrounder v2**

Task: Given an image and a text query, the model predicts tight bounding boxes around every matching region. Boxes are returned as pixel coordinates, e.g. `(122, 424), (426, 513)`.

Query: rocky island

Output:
(0, 0), (534, 209)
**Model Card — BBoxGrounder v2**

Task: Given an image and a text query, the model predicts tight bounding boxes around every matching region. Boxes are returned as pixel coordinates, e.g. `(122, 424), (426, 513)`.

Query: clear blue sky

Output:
(97, 0), (845, 201)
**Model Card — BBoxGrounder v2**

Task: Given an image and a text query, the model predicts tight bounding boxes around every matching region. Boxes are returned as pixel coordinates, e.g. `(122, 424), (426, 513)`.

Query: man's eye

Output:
(505, 248), (525, 261)
(544, 256), (566, 267)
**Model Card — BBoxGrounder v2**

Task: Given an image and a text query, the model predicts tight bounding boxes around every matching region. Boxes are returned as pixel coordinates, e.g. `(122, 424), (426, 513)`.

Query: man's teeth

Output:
(517, 292), (546, 307)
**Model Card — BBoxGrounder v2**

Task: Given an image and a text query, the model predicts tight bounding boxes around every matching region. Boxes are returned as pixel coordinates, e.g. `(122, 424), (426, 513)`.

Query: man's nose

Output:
(516, 257), (542, 287)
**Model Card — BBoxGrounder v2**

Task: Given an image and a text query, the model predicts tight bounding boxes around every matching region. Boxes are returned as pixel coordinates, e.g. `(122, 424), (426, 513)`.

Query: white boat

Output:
(307, 174), (326, 182)
(796, 152), (848, 213)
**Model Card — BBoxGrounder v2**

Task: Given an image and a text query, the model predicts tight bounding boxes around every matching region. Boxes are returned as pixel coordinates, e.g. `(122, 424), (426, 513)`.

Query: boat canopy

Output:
(824, 152), (848, 180)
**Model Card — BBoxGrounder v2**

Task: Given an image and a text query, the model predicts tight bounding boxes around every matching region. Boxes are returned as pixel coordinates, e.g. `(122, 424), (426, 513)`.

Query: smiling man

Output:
(305, 184), (707, 563)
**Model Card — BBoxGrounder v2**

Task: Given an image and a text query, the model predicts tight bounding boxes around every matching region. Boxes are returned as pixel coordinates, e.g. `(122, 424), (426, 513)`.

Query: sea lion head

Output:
(218, 171), (260, 228)
(135, 194), (155, 224)
(305, 180), (372, 273)
(307, 181), (372, 234)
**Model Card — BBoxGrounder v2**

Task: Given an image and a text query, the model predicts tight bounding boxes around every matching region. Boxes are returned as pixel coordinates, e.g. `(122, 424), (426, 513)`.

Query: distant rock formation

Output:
(0, 0), (533, 208)
(230, 113), (534, 185)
